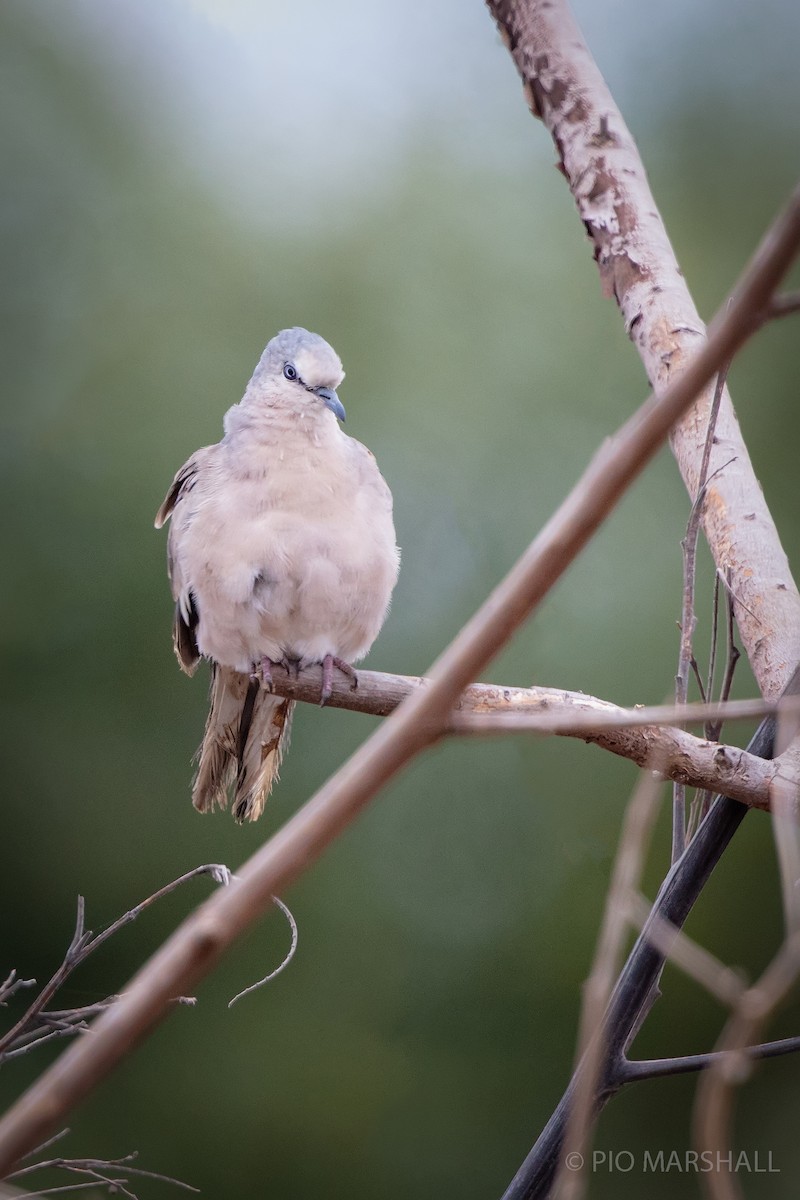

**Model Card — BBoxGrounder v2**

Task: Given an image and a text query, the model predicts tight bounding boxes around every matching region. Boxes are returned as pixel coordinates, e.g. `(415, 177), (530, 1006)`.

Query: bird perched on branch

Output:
(156, 327), (400, 822)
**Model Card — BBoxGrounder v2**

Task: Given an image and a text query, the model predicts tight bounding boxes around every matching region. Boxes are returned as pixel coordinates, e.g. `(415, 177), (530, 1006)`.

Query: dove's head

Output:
(246, 327), (346, 423)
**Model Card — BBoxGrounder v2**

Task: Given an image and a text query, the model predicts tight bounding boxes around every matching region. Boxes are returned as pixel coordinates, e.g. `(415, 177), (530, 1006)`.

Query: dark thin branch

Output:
(719, 579), (742, 718)
(700, 581), (742, 829)
(620, 1034), (800, 1083)
(672, 369), (730, 861)
(501, 665), (800, 1200)
(689, 658), (707, 704)
(705, 571), (722, 734)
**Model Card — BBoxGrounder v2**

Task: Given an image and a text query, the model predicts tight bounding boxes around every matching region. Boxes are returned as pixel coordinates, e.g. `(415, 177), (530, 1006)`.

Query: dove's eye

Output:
(283, 362), (298, 381)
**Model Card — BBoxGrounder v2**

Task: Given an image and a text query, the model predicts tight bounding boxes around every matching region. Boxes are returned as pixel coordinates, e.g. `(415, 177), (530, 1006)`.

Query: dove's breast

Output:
(173, 424), (399, 673)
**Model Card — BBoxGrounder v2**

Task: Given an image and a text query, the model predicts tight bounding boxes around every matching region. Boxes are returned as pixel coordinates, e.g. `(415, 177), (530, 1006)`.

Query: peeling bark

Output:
(488, 0), (800, 697)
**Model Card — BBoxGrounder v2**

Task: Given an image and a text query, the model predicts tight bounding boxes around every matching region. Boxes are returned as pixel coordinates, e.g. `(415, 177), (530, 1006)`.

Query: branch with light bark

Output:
(487, 0), (800, 702)
(266, 663), (797, 811)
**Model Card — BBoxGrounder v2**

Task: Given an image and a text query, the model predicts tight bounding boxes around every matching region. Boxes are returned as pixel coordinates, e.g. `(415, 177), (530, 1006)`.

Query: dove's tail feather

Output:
(192, 665), (294, 822)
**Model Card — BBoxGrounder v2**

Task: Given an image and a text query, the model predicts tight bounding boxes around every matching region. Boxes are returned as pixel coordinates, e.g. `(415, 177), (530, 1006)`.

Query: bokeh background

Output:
(2, 1), (800, 1196)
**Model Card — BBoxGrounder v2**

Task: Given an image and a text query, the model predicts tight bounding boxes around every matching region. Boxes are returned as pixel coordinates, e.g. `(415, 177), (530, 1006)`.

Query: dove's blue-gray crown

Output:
(257, 327), (343, 388)
(239, 327), (346, 423)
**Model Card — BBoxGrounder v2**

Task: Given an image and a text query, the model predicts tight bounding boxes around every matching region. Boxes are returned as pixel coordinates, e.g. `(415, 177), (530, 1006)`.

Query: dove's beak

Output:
(314, 386), (346, 423)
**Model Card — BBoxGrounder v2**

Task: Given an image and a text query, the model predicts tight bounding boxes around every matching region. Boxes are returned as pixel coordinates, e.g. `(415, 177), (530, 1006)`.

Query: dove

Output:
(155, 327), (400, 822)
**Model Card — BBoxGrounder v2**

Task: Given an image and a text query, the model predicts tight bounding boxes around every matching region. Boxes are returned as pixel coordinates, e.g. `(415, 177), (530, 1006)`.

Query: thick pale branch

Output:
(269, 665), (784, 810)
(487, 0), (800, 698)
(1, 111), (799, 1185)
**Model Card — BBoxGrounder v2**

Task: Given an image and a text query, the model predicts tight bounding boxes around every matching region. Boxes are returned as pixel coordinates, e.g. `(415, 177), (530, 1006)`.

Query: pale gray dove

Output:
(155, 327), (400, 822)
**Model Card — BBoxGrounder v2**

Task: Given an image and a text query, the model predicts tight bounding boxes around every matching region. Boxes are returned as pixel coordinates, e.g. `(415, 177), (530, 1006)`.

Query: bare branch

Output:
(0, 977), (35, 1011)
(227, 895), (299, 1008)
(263, 662), (791, 730)
(20, 1131), (72, 1162)
(8, 1150), (198, 1198)
(487, 0), (800, 699)
(673, 373), (730, 861)
(449, 694), (797, 735)
(501, 672), (798, 1200)
(626, 894), (746, 1009)
(264, 663), (789, 809)
(0, 866), (231, 1066)
(622, 1034), (800, 1083)
(694, 929), (800, 1200)
(555, 769), (664, 1200)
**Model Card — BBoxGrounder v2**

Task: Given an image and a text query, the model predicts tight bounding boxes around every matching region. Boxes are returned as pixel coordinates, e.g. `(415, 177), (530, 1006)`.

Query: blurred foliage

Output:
(1, 2), (799, 1197)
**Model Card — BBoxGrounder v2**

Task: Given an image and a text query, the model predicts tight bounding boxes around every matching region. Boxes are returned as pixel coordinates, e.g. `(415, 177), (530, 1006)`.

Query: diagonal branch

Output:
(672, 370), (730, 861)
(1, 169), (799, 1176)
(486, 0), (800, 700)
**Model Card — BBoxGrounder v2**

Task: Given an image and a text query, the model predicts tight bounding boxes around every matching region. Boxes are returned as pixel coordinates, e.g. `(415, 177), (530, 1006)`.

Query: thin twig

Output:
(86, 864), (233, 958)
(501, 680), (795, 1200)
(686, 573), (725, 840)
(621, 1034), (800, 1082)
(449, 694), (797, 734)
(8, 1148), (198, 1196)
(626, 893), (746, 1008)
(0, 977), (35, 1010)
(705, 571), (722, 723)
(694, 929), (800, 1200)
(715, 572), (742, 739)
(0, 903), (91, 1063)
(20, 1132), (72, 1163)
(555, 769), (664, 1200)
(10, 1182), (120, 1197)
(673, 373), (730, 861)
(0, 867), (231, 1065)
(228, 895), (299, 1007)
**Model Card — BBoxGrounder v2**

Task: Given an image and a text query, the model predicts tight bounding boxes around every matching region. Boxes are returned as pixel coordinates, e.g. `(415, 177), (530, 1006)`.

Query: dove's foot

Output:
(257, 656), (280, 691)
(320, 655), (358, 706)
(257, 655), (298, 689)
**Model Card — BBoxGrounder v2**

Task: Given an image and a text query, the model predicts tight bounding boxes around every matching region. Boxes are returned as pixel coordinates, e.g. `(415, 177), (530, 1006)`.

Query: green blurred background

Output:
(2, 1), (800, 1196)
